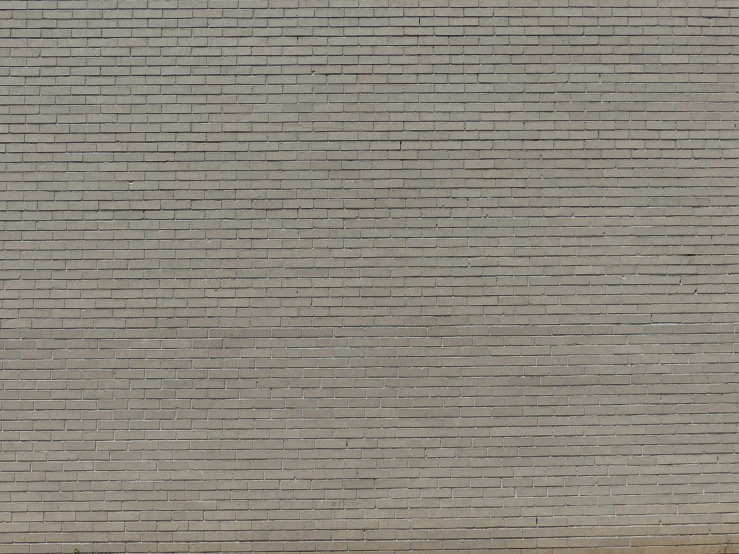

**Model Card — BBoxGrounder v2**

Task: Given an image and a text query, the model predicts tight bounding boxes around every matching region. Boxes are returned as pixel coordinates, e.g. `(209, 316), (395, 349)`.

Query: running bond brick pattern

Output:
(3, 1), (739, 553)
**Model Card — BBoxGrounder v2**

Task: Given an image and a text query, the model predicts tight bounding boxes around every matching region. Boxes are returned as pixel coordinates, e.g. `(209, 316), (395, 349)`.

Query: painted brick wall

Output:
(2, 1), (739, 553)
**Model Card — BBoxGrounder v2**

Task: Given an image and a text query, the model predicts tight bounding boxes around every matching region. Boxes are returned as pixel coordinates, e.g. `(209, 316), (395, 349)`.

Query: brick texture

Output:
(3, 1), (739, 553)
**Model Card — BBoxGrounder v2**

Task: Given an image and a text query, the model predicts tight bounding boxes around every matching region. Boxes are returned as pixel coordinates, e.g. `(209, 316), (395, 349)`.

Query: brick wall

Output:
(3, 1), (739, 553)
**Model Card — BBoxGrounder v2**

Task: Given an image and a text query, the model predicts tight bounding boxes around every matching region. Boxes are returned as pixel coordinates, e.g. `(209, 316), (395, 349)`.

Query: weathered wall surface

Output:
(3, 1), (739, 553)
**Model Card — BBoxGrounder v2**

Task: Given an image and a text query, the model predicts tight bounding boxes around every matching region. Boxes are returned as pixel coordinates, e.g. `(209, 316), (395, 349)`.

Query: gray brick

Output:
(3, 1), (739, 553)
